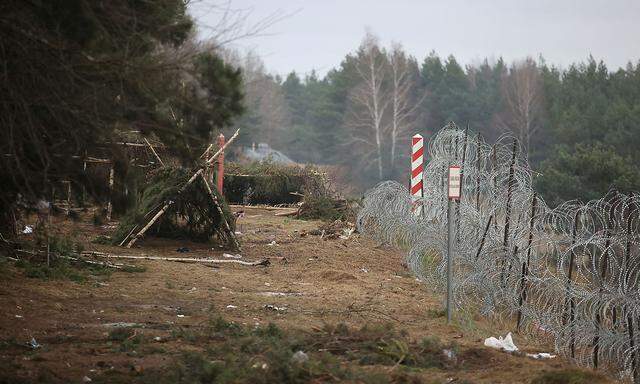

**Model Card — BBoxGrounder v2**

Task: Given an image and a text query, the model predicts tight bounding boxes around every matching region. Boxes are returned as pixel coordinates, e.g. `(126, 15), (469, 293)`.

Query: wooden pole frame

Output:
(123, 129), (241, 250)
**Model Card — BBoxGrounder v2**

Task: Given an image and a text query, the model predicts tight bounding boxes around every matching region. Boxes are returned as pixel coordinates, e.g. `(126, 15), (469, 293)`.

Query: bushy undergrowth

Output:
(224, 161), (326, 205)
(297, 196), (359, 222)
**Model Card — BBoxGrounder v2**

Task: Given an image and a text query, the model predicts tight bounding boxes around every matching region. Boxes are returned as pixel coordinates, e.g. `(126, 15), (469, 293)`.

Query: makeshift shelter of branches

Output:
(112, 167), (237, 249)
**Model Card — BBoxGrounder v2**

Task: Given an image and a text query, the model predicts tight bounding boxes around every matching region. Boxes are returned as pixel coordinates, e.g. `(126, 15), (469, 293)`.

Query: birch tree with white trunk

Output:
(499, 58), (544, 154)
(347, 32), (389, 181)
(388, 43), (423, 172)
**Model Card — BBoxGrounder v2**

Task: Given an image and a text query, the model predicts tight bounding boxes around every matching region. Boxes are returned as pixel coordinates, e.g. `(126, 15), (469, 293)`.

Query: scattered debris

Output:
(442, 349), (456, 361)
(15, 314), (23, 318)
(264, 304), (287, 312)
(339, 227), (355, 239)
(291, 350), (309, 364)
(308, 220), (357, 240)
(226, 305), (237, 309)
(154, 336), (161, 342)
(103, 322), (141, 328)
(484, 332), (518, 352)
(258, 292), (303, 297)
(177, 314), (185, 318)
(267, 240), (277, 246)
(223, 253), (242, 259)
(22, 225), (33, 234)
(28, 337), (41, 349)
(82, 376), (92, 383)
(526, 352), (556, 359)
(251, 362), (269, 370)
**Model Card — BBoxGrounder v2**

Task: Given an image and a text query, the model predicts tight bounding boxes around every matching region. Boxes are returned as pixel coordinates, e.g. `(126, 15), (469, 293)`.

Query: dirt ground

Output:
(0, 207), (614, 383)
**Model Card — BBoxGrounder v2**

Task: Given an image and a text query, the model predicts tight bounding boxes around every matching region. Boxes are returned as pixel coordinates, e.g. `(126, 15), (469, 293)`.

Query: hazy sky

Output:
(190, 0), (640, 76)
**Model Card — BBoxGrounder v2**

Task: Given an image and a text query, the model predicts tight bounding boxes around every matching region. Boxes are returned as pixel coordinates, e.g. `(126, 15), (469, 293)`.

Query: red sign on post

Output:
(448, 166), (461, 200)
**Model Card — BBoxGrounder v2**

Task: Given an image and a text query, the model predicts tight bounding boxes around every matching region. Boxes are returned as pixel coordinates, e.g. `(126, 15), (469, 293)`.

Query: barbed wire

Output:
(357, 123), (640, 382)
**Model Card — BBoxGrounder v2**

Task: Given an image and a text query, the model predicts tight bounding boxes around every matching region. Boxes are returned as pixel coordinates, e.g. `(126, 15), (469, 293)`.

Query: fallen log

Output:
(274, 209), (299, 217)
(57, 255), (129, 269)
(81, 251), (269, 266)
(230, 204), (299, 211)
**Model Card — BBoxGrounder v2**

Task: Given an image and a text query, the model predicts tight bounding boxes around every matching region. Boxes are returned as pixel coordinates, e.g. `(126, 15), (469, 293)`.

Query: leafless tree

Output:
(347, 31), (389, 180)
(499, 58), (544, 154)
(388, 43), (423, 172)
(228, 50), (290, 146)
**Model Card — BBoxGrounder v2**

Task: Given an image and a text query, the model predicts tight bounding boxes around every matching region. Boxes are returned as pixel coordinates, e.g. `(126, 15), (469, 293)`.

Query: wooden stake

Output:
(623, 203), (639, 382)
(106, 165), (115, 221)
(564, 210), (580, 359)
(500, 140), (518, 284)
(475, 215), (493, 261)
(199, 174), (240, 251)
(206, 129), (239, 165)
(593, 199), (616, 368)
(475, 135), (482, 211)
(144, 138), (164, 167)
(517, 192), (537, 331)
(65, 180), (72, 215)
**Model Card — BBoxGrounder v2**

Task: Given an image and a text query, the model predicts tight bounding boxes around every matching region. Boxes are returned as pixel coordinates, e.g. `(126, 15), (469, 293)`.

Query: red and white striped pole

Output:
(411, 134), (424, 216)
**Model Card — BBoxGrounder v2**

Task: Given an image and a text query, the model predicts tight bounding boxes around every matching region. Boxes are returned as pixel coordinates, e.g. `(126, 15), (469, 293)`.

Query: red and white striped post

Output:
(411, 134), (424, 216)
(217, 133), (225, 194)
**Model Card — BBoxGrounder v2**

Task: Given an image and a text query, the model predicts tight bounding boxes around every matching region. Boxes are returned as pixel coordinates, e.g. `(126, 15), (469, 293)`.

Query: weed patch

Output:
(14, 258), (111, 282)
(104, 319), (460, 384)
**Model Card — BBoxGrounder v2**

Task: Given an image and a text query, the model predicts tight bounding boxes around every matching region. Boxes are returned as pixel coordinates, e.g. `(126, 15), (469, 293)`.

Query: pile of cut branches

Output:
(224, 161), (327, 205)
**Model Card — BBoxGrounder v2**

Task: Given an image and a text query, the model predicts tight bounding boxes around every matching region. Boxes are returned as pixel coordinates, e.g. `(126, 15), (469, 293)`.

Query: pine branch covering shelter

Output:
(112, 167), (238, 249)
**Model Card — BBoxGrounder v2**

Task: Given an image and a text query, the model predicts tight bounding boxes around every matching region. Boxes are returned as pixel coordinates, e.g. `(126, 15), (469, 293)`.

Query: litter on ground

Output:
(484, 332), (518, 352)
(264, 304), (287, 312)
(290, 351), (309, 363)
(28, 337), (41, 349)
(526, 352), (556, 359)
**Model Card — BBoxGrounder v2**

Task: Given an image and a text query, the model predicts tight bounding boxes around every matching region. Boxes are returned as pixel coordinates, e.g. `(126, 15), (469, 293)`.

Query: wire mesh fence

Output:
(357, 123), (640, 382)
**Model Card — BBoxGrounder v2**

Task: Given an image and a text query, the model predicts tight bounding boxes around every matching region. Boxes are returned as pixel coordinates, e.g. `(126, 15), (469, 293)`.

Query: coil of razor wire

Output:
(357, 123), (640, 382)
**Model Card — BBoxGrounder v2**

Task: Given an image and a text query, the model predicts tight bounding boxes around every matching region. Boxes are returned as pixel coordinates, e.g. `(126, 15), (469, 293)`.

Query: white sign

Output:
(448, 166), (461, 200)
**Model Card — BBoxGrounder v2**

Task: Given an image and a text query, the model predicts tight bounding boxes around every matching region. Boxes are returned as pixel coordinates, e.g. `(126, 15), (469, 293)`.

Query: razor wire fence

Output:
(357, 123), (640, 382)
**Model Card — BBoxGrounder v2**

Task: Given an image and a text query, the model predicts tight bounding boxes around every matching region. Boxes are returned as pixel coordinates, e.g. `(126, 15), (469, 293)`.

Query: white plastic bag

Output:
(483, 332), (518, 352)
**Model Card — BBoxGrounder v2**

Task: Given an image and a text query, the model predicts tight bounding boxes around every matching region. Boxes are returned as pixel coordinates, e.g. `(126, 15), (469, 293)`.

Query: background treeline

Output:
(231, 32), (640, 206)
(3, 0), (639, 235)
